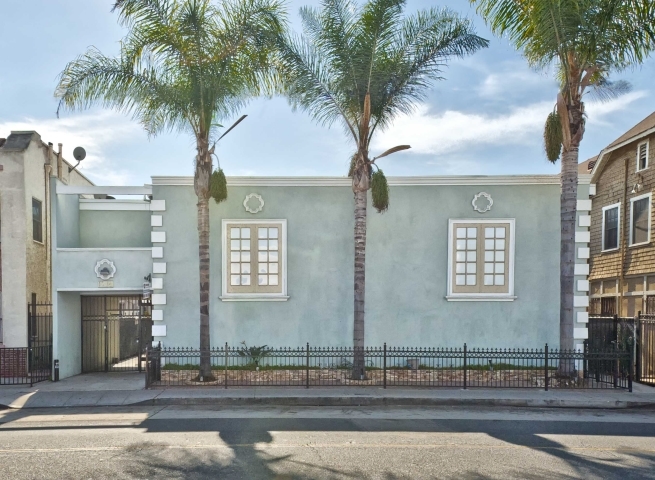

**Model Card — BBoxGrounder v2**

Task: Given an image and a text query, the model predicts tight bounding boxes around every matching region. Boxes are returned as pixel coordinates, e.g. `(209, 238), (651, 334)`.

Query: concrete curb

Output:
(131, 396), (655, 409)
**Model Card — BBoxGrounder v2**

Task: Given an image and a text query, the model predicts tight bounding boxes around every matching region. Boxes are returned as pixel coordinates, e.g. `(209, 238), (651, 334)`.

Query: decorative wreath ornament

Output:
(472, 192), (493, 213)
(243, 193), (265, 214)
(95, 259), (117, 280)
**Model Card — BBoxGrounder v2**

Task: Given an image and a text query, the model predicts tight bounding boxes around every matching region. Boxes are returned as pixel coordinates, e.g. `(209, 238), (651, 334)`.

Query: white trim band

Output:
(152, 175), (563, 187)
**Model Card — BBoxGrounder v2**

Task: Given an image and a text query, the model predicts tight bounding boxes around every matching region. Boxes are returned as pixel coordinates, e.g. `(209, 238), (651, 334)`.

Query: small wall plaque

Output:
(472, 192), (493, 213)
(98, 280), (114, 288)
(243, 193), (265, 214)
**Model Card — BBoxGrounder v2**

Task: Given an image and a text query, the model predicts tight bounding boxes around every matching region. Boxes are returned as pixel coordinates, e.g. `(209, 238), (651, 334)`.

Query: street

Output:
(1, 405), (655, 479)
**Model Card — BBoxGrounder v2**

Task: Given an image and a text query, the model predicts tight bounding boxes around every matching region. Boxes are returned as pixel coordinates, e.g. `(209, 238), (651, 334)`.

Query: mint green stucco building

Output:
(49, 174), (593, 380)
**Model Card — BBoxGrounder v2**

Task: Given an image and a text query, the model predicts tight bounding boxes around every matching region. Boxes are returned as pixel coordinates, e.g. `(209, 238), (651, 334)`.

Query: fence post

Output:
(613, 341), (619, 389)
(29, 347), (33, 388)
(629, 340), (634, 393)
(463, 343), (467, 390)
(225, 342), (228, 389)
(144, 345), (149, 389)
(306, 343), (310, 389)
(383, 343), (387, 389)
(544, 344), (549, 391)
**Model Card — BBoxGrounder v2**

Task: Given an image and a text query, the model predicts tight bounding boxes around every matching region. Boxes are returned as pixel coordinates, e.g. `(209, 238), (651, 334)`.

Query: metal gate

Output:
(638, 315), (655, 385)
(81, 296), (152, 373)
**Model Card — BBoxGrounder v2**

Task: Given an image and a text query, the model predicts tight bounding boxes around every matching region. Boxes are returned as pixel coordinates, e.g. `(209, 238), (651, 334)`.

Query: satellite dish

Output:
(73, 146), (86, 161)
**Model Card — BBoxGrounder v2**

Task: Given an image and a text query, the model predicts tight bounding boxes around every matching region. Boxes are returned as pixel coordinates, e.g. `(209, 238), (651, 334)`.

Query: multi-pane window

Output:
(602, 203), (620, 251)
(32, 198), (42, 243)
(637, 141), (649, 171)
(630, 193), (651, 245)
(449, 220), (514, 298)
(223, 220), (286, 297)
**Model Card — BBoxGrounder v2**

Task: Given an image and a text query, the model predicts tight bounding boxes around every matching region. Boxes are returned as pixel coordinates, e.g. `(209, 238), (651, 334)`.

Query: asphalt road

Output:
(1, 405), (655, 479)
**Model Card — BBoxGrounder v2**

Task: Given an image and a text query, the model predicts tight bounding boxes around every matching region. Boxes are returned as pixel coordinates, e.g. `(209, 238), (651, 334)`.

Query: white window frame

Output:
(220, 219), (289, 301)
(601, 202), (621, 252)
(629, 192), (651, 247)
(636, 140), (649, 172)
(446, 218), (516, 302)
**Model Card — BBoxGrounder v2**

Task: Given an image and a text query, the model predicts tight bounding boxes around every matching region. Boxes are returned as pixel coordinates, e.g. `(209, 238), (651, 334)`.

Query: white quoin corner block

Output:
(577, 280), (590, 292)
(575, 232), (591, 243)
(152, 325), (167, 337)
(577, 247), (590, 259)
(150, 199), (166, 211)
(573, 296), (589, 308)
(151, 215), (163, 227)
(574, 263), (590, 275)
(153, 262), (167, 274)
(152, 277), (163, 290)
(576, 199), (592, 211)
(578, 215), (591, 227)
(151, 294), (167, 305)
(589, 184), (597, 196)
(152, 309), (164, 321)
(574, 328), (589, 340)
(152, 247), (164, 258)
(151, 232), (166, 243)
(577, 312), (589, 323)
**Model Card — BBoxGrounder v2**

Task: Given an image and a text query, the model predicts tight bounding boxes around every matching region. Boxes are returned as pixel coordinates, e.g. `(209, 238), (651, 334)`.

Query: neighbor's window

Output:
(637, 141), (649, 171)
(448, 219), (515, 299)
(222, 220), (286, 298)
(602, 203), (620, 251)
(32, 198), (42, 243)
(630, 193), (651, 245)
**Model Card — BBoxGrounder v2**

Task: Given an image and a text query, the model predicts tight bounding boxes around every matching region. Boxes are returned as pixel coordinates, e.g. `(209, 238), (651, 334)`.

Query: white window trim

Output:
(629, 192), (652, 247)
(220, 219), (288, 301)
(446, 218), (516, 301)
(636, 140), (650, 172)
(601, 202), (621, 252)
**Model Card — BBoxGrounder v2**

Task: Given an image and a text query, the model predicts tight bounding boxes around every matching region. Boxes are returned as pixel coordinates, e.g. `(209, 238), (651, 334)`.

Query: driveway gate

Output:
(81, 296), (152, 373)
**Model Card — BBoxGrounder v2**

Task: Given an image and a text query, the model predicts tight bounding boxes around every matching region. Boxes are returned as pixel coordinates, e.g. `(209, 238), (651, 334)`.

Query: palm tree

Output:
(55, 0), (285, 380)
(471, 0), (655, 367)
(277, 0), (488, 378)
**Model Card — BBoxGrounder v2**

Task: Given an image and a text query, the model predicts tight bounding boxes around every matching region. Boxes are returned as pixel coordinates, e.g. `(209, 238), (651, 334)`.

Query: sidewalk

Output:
(2, 372), (655, 409)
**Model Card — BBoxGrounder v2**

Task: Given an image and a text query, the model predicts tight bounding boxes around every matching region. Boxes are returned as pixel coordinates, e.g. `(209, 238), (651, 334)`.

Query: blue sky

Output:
(1, 0), (654, 186)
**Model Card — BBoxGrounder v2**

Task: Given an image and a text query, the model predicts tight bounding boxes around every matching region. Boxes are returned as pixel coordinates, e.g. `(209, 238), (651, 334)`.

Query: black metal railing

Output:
(145, 343), (632, 391)
(0, 345), (53, 386)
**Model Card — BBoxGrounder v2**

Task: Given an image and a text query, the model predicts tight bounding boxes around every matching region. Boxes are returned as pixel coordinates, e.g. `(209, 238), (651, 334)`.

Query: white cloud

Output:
(372, 91), (648, 157)
(478, 70), (553, 98)
(0, 111), (142, 185)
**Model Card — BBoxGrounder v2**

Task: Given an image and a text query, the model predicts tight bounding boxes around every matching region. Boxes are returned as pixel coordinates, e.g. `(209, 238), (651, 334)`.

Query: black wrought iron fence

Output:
(145, 343), (632, 391)
(0, 345), (53, 386)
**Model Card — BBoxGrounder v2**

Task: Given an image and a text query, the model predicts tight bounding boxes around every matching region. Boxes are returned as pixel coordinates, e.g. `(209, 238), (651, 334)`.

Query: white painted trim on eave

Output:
(57, 288), (143, 293)
(152, 175), (562, 187)
(591, 127), (655, 182)
(56, 184), (152, 195)
(79, 199), (151, 211)
(57, 247), (152, 252)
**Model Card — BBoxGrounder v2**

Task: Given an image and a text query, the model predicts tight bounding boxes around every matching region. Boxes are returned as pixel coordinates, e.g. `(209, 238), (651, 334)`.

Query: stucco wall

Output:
(0, 139), (29, 346)
(54, 292), (81, 379)
(55, 193), (81, 248)
(79, 211), (151, 248)
(153, 181), (563, 349)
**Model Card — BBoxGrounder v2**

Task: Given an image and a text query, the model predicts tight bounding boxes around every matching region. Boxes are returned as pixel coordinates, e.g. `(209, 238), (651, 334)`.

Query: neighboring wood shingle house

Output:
(588, 111), (655, 316)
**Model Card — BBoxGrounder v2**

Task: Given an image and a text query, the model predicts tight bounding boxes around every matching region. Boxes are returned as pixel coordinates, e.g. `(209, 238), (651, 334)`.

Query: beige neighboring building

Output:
(0, 131), (93, 347)
(586, 111), (655, 316)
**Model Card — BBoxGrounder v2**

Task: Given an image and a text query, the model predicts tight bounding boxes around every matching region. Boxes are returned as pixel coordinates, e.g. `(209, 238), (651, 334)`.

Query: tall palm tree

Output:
(471, 0), (655, 366)
(277, 0), (488, 378)
(55, 0), (285, 380)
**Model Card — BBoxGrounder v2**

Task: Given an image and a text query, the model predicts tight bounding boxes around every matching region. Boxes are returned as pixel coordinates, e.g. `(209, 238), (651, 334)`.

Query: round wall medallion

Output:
(243, 193), (265, 214)
(472, 192), (493, 213)
(95, 259), (116, 280)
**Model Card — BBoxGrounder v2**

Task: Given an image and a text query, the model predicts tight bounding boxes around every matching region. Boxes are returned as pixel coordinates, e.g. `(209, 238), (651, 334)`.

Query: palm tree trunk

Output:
(194, 136), (213, 381)
(197, 196), (213, 379)
(559, 145), (578, 375)
(353, 189), (367, 380)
